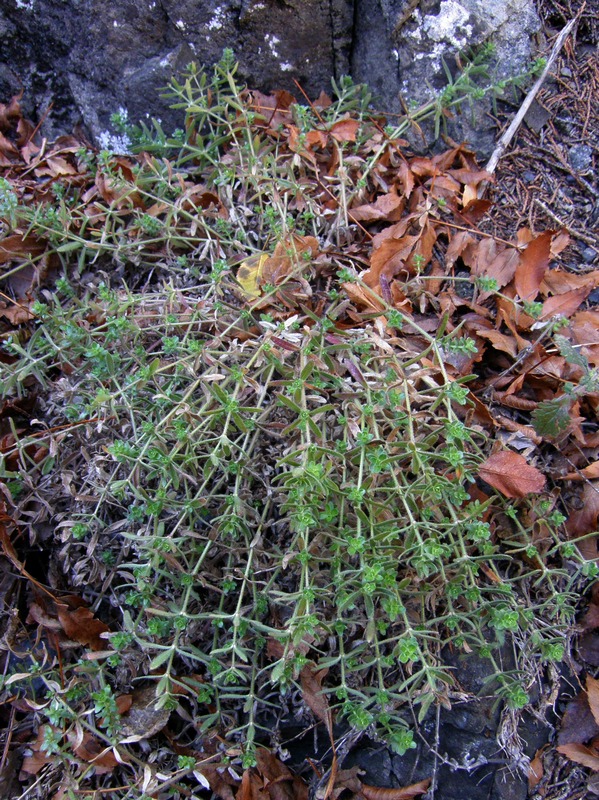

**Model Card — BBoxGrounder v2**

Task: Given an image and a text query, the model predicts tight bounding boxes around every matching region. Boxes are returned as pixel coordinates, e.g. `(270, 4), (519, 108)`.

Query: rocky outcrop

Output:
(0, 0), (540, 154)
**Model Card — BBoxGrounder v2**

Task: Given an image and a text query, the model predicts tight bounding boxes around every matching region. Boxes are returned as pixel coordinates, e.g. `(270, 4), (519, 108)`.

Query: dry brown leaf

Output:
(445, 230), (477, 268)
(514, 230), (554, 301)
(35, 155), (78, 178)
(579, 633), (599, 666)
(255, 749), (308, 800)
(557, 742), (599, 771)
(251, 89), (295, 130)
(580, 583), (599, 632)
(20, 726), (57, 775)
(566, 481), (599, 539)
(368, 236), (419, 286)
(349, 192), (403, 222)
(0, 299), (35, 324)
(329, 118), (360, 143)
(305, 129), (328, 149)
(360, 778), (431, 800)
(587, 676), (599, 727)
(461, 198), (492, 223)
(475, 328), (518, 357)
(342, 281), (386, 312)
(55, 602), (111, 651)
(199, 763), (239, 800)
(261, 235), (319, 287)
(477, 451), (546, 498)
(300, 664), (333, 738)
(0, 233), (46, 267)
(68, 731), (119, 774)
(549, 229), (570, 255)
(541, 268), (599, 295)
(118, 684), (171, 743)
(472, 240), (519, 290)
(562, 462), (599, 482)
(540, 287), (589, 320)
(559, 690), (599, 746)
(397, 161), (414, 198)
(528, 748), (544, 794)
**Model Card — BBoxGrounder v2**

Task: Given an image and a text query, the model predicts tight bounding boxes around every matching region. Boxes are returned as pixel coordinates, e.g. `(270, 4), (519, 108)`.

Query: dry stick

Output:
(478, 14), (579, 198)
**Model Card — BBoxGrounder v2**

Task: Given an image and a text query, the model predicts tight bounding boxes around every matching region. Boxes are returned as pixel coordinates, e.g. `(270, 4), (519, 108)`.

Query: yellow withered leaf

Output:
(236, 252), (269, 299)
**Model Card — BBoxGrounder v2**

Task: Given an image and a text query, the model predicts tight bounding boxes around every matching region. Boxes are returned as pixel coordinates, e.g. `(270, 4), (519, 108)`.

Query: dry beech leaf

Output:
(514, 230), (554, 302)
(550, 229), (570, 255)
(558, 690), (599, 746)
(68, 730), (118, 774)
(360, 779), (431, 800)
(542, 268), (599, 294)
(118, 684), (171, 744)
(55, 602), (111, 651)
(255, 749), (309, 800)
(562, 462), (599, 482)
(566, 481), (599, 539)
(329, 118), (360, 142)
(587, 676), (599, 727)
(580, 583), (599, 631)
(579, 632), (599, 667)
(477, 451), (546, 498)
(540, 287), (589, 320)
(300, 664), (332, 738)
(20, 726), (56, 776)
(198, 763), (239, 800)
(528, 748), (544, 793)
(557, 742), (599, 771)
(349, 192), (403, 222)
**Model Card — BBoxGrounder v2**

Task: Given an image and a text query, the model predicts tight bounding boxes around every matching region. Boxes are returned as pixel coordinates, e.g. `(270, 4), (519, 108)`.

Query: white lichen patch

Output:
(207, 6), (226, 31)
(265, 34), (280, 59)
(280, 62), (294, 72)
(175, 19), (186, 31)
(15, 0), (35, 10)
(423, 0), (472, 48)
(97, 131), (132, 156)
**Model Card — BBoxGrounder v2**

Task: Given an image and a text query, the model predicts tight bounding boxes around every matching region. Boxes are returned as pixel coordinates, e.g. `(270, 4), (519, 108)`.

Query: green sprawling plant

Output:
(0, 51), (589, 791)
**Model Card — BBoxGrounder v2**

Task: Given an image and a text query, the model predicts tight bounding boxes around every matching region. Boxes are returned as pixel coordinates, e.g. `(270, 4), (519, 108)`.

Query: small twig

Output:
(479, 13), (580, 197)
(534, 197), (598, 247)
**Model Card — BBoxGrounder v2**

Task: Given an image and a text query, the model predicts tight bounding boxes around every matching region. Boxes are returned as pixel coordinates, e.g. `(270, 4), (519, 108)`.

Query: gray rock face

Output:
(0, 0), (540, 155)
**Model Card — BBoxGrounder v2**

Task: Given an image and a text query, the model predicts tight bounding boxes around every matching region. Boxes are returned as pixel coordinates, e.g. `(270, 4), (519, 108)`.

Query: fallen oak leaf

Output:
(477, 451), (546, 498)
